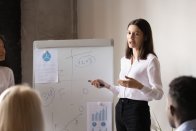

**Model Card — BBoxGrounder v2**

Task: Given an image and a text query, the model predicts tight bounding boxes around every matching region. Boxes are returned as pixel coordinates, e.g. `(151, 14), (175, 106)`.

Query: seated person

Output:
(0, 35), (14, 93)
(0, 84), (44, 131)
(167, 76), (196, 131)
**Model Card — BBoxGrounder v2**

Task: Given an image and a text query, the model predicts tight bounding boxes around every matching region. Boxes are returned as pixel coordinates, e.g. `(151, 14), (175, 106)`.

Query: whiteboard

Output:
(33, 39), (114, 131)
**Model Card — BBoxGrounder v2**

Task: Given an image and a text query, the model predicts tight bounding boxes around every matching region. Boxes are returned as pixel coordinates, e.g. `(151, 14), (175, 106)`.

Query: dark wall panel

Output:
(21, 0), (77, 84)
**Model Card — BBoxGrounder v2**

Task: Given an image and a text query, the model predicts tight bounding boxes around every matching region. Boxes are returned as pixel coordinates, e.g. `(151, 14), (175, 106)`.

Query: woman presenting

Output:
(0, 35), (15, 94)
(89, 18), (163, 131)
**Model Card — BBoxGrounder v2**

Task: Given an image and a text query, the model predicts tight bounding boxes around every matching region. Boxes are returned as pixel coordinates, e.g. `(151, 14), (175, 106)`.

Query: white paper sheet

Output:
(34, 49), (58, 83)
(87, 102), (112, 131)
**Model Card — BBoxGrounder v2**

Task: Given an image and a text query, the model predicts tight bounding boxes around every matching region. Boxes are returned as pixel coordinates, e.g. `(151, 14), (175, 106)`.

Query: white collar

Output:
(176, 119), (196, 131)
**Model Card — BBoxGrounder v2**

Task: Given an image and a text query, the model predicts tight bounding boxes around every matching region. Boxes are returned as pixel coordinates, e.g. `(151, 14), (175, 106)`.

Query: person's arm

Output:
(8, 68), (15, 87)
(89, 79), (119, 95)
(140, 58), (163, 100)
(118, 76), (144, 89)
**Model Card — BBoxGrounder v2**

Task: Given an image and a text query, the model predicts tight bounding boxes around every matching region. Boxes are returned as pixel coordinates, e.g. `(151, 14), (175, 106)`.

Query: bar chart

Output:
(87, 102), (112, 131)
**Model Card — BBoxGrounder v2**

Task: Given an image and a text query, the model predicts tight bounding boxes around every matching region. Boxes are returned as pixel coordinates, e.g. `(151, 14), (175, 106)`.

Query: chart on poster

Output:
(87, 102), (112, 131)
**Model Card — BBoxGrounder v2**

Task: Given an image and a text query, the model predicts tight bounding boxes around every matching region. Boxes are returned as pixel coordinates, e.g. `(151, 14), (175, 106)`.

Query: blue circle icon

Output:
(92, 122), (97, 127)
(101, 122), (106, 127)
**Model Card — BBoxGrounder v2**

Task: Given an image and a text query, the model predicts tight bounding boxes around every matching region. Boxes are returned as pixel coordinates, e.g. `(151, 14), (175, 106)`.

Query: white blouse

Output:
(0, 66), (15, 94)
(109, 53), (163, 101)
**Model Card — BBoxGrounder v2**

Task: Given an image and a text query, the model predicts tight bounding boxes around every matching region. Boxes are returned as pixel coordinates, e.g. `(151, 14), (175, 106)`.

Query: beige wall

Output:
(78, 0), (196, 130)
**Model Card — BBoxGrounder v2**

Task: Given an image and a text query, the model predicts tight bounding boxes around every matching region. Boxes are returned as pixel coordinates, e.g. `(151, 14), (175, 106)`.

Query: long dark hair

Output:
(125, 18), (157, 59)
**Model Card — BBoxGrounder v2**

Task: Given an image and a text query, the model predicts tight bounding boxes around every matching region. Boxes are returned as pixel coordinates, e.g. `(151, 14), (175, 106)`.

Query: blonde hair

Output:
(0, 84), (44, 131)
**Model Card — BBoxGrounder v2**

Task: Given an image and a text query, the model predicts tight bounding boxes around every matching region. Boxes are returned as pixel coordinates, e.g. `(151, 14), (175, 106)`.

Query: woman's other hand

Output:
(118, 76), (143, 89)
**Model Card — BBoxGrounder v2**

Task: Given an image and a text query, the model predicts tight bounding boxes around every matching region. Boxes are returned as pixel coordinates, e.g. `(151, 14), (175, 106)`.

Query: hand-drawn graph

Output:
(39, 86), (55, 106)
(74, 55), (96, 68)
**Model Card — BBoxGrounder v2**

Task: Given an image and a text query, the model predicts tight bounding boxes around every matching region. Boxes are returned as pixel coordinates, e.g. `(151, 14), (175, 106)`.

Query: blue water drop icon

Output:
(42, 51), (51, 62)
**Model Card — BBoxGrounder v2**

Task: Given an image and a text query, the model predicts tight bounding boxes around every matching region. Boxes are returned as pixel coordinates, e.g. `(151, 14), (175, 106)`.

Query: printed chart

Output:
(87, 102), (112, 131)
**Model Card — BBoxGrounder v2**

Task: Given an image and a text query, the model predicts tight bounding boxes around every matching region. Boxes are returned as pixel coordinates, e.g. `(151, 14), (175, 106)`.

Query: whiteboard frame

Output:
(33, 39), (114, 49)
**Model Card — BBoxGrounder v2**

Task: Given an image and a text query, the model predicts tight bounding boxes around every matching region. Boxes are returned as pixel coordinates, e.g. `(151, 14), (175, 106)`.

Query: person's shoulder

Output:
(146, 54), (160, 67)
(0, 66), (13, 73)
(146, 54), (160, 65)
(121, 56), (129, 60)
(121, 56), (129, 62)
(147, 53), (158, 61)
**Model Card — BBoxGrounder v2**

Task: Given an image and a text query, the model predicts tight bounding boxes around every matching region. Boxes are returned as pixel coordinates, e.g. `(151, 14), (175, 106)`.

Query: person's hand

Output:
(88, 79), (110, 89)
(117, 76), (143, 89)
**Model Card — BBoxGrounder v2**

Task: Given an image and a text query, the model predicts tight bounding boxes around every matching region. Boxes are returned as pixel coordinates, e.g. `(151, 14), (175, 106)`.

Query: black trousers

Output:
(115, 98), (151, 131)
